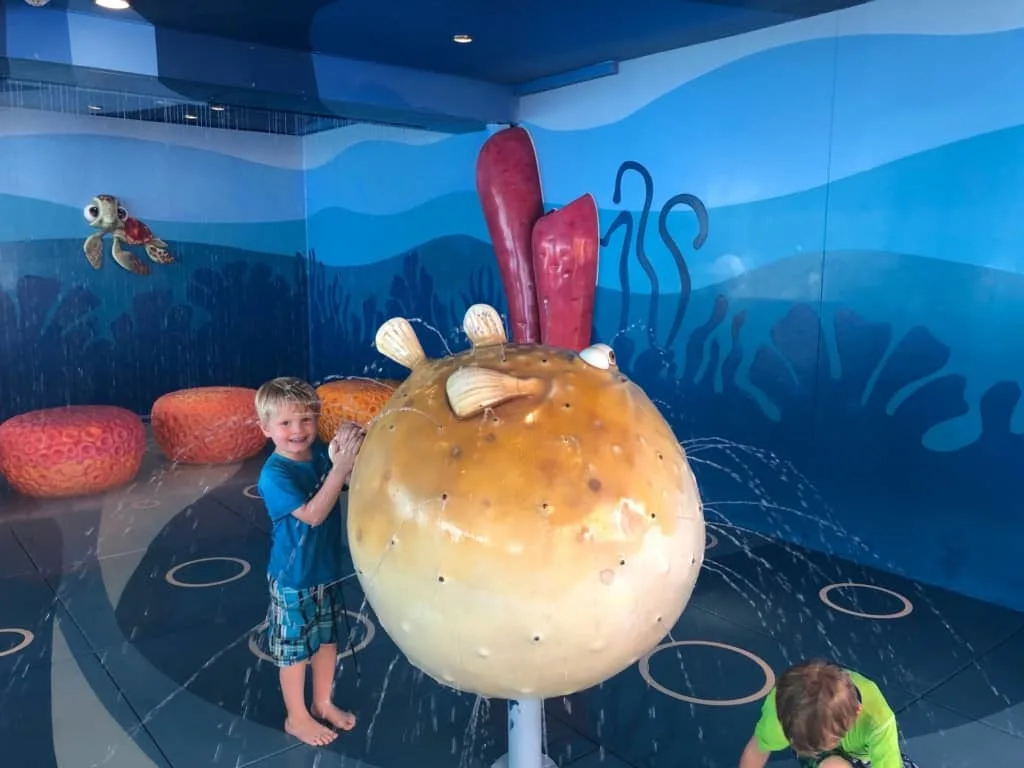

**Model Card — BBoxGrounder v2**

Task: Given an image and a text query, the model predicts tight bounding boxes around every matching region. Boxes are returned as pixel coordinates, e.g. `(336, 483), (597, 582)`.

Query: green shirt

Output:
(754, 670), (902, 768)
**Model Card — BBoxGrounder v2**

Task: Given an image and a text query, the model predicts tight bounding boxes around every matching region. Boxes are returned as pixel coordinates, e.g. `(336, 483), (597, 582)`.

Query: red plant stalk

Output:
(475, 127), (544, 343)
(531, 194), (600, 352)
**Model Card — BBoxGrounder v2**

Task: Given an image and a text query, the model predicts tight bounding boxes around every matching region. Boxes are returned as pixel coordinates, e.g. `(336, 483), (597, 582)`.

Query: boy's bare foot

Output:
(285, 714), (338, 746)
(312, 701), (357, 731)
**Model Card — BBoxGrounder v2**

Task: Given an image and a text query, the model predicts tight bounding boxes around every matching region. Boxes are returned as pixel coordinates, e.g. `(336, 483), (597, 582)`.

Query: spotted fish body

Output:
(82, 194), (175, 276)
(347, 303), (706, 700)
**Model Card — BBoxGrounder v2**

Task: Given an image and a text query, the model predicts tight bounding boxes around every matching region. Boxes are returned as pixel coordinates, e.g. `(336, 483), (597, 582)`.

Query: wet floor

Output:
(0, 434), (1021, 768)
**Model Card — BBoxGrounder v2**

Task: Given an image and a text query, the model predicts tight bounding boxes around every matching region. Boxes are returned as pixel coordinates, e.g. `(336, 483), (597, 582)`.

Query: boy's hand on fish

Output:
(329, 422), (365, 467)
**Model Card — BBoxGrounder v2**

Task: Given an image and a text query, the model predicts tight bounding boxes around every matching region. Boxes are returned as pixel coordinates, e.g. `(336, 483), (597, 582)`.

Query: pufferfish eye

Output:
(579, 343), (617, 370)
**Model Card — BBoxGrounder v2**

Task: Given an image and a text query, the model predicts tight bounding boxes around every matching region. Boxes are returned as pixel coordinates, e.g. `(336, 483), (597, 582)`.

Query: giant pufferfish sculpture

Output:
(83, 194), (175, 277)
(347, 303), (706, 700)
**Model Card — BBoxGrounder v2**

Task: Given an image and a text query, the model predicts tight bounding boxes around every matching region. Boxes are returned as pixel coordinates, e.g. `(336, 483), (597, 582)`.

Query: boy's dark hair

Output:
(775, 659), (861, 756)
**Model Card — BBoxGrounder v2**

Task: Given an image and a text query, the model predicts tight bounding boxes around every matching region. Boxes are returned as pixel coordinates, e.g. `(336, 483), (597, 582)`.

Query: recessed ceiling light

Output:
(210, 105), (226, 112)
(94, 0), (131, 9)
(452, 34), (473, 44)
(184, 113), (198, 121)
(87, 104), (102, 111)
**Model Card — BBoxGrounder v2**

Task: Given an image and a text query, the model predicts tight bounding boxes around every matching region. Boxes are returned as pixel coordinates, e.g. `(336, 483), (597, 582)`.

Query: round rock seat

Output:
(316, 378), (400, 444)
(151, 386), (265, 465)
(0, 405), (146, 498)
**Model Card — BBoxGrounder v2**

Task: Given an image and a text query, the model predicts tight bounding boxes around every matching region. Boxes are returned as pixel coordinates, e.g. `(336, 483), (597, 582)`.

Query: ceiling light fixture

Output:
(94, 0), (131, 10)
(210, 105), (226, 112)
(452, 34), (473, 44)
(184, 113), (198, 121)
(87, 104), (102, 111)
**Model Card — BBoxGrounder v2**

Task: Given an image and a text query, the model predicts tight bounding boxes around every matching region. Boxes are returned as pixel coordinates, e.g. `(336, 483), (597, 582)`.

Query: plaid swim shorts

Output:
(258, 579), (346, 667)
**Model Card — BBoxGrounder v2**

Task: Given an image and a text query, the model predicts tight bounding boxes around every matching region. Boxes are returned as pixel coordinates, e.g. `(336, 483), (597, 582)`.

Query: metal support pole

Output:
(491, 698), (556, 768)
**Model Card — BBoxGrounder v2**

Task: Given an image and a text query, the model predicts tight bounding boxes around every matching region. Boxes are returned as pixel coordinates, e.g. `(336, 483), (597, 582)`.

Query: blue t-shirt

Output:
(258, 441), (344, 590)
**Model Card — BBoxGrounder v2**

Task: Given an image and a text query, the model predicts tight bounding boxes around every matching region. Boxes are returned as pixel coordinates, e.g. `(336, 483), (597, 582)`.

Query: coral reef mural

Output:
(307, 1), (1024, 613)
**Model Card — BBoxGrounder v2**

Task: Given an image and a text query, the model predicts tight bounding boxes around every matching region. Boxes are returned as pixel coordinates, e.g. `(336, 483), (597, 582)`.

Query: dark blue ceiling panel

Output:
(56, 0), (871, 85)
(2, 0), (870, 133)
(1, 2), (515, 133)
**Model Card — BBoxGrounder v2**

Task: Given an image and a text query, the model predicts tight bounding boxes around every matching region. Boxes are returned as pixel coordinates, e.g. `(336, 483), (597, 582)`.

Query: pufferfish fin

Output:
(445, 366), (546, 419)
(462, 303), (508, 348)
(375, 317), (428, 370)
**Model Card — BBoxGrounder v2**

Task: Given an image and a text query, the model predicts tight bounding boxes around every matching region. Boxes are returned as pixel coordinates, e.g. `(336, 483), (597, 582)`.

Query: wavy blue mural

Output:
(5, 0), (1024, 613)
(0, 108), (311, 421)
(308, 0), (1024, 613)
(520, 1), (1024, 612)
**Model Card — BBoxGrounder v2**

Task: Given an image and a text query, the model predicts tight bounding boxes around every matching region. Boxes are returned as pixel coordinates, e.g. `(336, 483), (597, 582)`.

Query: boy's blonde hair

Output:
(776, 659), (861, 756)
(255, 377), (320, 424)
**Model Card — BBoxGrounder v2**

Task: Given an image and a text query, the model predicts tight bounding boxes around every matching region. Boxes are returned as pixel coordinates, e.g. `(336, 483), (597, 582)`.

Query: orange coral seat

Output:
(0, 405), (146, 498)
(151, 386), (266, 465)
(316, 378), (400, 443)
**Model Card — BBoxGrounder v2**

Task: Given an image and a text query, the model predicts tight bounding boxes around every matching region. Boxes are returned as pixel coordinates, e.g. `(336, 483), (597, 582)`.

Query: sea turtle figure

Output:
(82, 194), (175, 277)
(347, 302), (706, 700)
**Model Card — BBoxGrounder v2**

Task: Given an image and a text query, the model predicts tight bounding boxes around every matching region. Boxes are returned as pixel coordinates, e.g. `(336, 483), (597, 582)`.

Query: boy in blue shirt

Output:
(255, 376), (365, 747)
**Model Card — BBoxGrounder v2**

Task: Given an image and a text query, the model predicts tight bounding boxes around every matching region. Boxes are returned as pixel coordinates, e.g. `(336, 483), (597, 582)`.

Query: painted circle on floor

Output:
(639, 640), (775, 706)
(248, 611), (376, 663)
(0, 628), (35, 657)
(130, 498), (161, 510)
(164, 557), (252, 588)
(818, 582), (913, 619)
(243, 484), (261, 499)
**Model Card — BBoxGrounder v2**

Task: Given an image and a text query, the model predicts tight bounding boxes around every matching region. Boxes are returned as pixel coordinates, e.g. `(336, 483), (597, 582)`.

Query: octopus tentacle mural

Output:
(600, 209), (635, 332)
(600, 160), (710, 354)
(658, 192), (709, 347)
(612, 161), (660, 343)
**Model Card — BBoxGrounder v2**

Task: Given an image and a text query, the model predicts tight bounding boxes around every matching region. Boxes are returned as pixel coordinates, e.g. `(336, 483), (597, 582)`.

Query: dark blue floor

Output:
(1, 446), (1022, 768)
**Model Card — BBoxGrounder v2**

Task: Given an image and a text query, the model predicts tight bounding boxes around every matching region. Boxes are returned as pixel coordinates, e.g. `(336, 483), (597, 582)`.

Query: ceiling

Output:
(62, 0), (871, 86)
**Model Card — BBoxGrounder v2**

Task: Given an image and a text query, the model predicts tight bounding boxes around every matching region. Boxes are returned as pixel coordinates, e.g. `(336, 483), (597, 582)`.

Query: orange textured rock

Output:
(0, 405), (146, 498)
(316, 378), (399, 443)
(151, 386), (266, 465)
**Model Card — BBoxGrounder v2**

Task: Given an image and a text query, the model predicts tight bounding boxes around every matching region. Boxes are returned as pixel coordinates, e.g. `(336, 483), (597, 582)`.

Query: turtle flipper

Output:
(84, 233), (105, 270)
(144, 237), (175, 264)
(112, 236), (151, 276)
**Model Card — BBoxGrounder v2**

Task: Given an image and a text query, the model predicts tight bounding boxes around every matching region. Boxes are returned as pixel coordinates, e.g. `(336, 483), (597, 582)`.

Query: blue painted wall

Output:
(516, 0), (1024, 610)
(307, 0), (1024, 612)
(0, 106), (311, 420)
